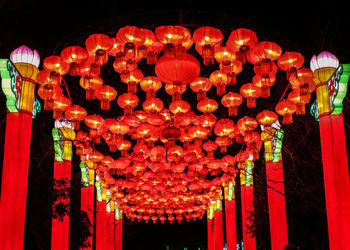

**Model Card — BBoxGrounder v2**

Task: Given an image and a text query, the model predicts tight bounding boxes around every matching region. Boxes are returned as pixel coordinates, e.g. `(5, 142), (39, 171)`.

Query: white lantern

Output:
(10, 45), (40, 68)
(310, 51), (339, 72)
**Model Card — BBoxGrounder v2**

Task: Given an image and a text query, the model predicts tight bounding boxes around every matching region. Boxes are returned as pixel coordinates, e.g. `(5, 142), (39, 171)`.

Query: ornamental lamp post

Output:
(310, 51), (350, 250)
(0, 45), (40, 250)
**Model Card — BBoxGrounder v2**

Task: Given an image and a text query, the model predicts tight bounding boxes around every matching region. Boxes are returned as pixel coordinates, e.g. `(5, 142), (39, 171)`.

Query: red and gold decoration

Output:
(1, 23), (347, 250)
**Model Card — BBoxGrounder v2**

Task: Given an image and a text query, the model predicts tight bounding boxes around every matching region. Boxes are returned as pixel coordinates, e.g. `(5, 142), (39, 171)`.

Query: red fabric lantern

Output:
(116, 26), (145, 59)
(221, 92), (243, 116)
(85, 34), (113, 65)
(209, 70), (228, 95)
(60, 46), (89, 76)
(193, 26), (223, 65)
(240, 83), (261, 107)
(140, 76), (162, 98)
(120, 69), (144, 93)
(65, 105), (87, 130)
(275, 99), (296, 124)
(190, 77), (212, 100)
(95, 85), (117, 110)
(256, 110), (278, 128)
(155, 54), (200, 90)
(197, 98), (218, 114)
(226, 28), (258, 63)
(277, 51), (304, 79)
(117, 93), (139, 115)
(155, 25), (187, 57)
(79, 74), (103, 100)
(52, 95), (71, 119)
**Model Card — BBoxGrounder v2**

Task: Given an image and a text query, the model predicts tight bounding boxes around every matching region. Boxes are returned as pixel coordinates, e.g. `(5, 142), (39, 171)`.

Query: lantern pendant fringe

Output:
(236, 134), (243, 144)
(295, 103), (306, 115)
(44, 99), (54, 110)
(228, 106), (237, 116)
(246, 97), (256, 108)
(128, 82), (137, 93)
(147, 51), (157, 64)
(197, 91), (206, 100)
(261, 85), (271, 98)
(282, 113), (293, 124)
(53, 109), (63, 120)
(90, 63), (101, 75)
(69, 62), (80, 76)
(100, 100), (110, 110)
(164, 43), (175, 58)
(86, 89), (95, 100)
(220, 145), (227, 153)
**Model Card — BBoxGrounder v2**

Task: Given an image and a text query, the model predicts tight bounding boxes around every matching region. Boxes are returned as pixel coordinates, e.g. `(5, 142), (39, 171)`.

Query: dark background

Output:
(0, 1), (350, 249)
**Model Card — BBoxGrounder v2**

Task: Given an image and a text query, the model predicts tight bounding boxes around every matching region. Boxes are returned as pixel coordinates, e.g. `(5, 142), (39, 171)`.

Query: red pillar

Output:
(266, 161), (288, 250)
(0, 111), (33, 250)
(214, 209), (223, 250)
(224, 181), (236, 250)
(51, 160), (71, 250)
(319, 114), (350, 249)
(240, 160), (256, 250)
(80, 185), (94, 249)
(114, 214), (123, 250)
(51, 125), (75, 250)
(207, 217), (215, 250)
(96, 201), (107, 250)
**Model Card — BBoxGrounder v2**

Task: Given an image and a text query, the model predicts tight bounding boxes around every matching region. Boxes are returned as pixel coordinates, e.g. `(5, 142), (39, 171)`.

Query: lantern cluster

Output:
(36, 25), (315, 223)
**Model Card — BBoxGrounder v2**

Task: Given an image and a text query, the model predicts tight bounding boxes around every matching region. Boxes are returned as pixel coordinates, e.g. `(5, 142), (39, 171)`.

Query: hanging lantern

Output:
(275, 99), (297, 124)
(287, 88), (310, 115)
(252, 73), (276, 98)
(65, 105), (87, 130)
(37, 69), (62, 86)
(117, 93), (139, 115)
(240, 83), (261, 107)
(215, 136), (231, 153)
(84, 114), (105, 140)
(79, 74), (103, 100)
(60, 46), (89, 76)
(214, 47), (237, 74)
(142, 97), (164, 113)
(193, 26), (223, 65)
(226, 28), (258, 63)
(221, 92), (243, 116)
(117, 140), (132, 156)
(164, 83), (187, 101)
(209, 70), (228, 95)
(120, 69), (144, 93)
(169, 100), (191, 115)
(140, 76), (162, 98)
(256, 110), (278, 128)
(277, 51), (304, 78)
(85, 34), (113, 65)
(289, 68), (316, 97)
(155, 25), (187, 57)
(237, 116), (258, 135)
(214, 119), (235, 139)
(43, 55), (70, 83)
(95, 85), (117, 110)
(187, 126), (209, 146)
(190, 77), (212, 100)
(203, 140), (218, 158)
(116, 26), (146, 59)
(52, 95), (71, 119)
(197, 98), (218, 114)
(155, 54), (200, 93)
(37, 84), (63, 111)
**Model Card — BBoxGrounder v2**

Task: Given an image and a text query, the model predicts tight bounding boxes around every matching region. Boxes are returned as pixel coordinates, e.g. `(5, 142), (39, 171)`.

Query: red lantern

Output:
(240, 83), (261, 107)
(84, 114), (105, 140)
(117, 140), (132, 156)
(197, 98), (218, 114)
(289, 68), (316, 96)
(43, 56), (70, 83)
(256, 110), (278, 128)
(79, 74), (103, 100)
(164, 83), (187, 101)
(221, 92), (243, 116)
(190, 77), (212, 100)
(65, 105), (87, 130)
(52, 95), (71, 119)
(37, 69), (61, 86)
(116, 26), (145, 59)
(215, 136), (231, 153)
(120, 69), (144, 93)
(209, 70), (228, 95)
(140, 76), (162, 98)
(277, 51), (304, 79)
(117, 93), (139, 115)
(155, 25), (187, 57)
(287, 88), (310, 115)
(188, 126), (209, 146)
(226, 28), (258, 63)
(155, 54), (200, 90)
(203, 140), (218, 157)
(275, 99), (296, 124)
(85, 34), (113, 65)
(37, 84), (62, 111)
(193, 26), (223, 65)
(60, 46), (89, 76)
(95, 85), (117, 110)
(142, 97), (164, 113)
(214, 47), (237, 74)
(252, 73), (276, 98)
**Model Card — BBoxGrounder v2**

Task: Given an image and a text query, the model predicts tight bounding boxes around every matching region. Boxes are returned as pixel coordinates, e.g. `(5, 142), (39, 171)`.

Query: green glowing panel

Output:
(332, 64), (349, 115)
(0, 59), (21, 112)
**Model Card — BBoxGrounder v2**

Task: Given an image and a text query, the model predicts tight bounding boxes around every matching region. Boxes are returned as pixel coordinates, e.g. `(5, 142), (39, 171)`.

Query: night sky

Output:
(0, 2), (350, 250)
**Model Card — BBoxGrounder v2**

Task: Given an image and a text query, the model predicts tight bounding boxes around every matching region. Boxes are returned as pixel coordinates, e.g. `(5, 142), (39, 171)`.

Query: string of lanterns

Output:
(32, 25), (315, 223)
